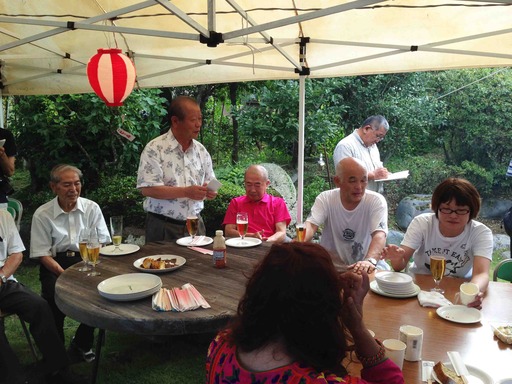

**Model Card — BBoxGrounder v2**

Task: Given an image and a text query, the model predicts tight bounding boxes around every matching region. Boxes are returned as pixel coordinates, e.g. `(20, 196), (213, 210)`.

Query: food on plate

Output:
(140, 257), (177, 270)
(493, 325), (512, 344)
(433, 362), (463, 384)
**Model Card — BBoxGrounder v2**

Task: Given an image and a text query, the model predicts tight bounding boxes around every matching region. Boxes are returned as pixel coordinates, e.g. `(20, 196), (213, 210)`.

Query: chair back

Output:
(7, 197), (23, 231)
(493, 259), (512, 282)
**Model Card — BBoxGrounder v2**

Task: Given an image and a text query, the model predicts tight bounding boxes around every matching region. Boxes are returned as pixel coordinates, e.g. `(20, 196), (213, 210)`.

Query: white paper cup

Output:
(383, 339), (406, 370)
(456, 282), (479, 305)
(399, 324), (423, 361)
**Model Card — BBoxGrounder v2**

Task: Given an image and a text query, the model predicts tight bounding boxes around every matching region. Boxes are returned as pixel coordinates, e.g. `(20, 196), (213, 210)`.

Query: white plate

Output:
(225, 237), (262, 248)
(375, 271), (413, 285)
(436, 305), (482, 324)
(97, 273), (162, 301)
(370, 280), (420, 298)
(432, 362), (493, 384)
(100, 243), (140, 256)
(496, 379), (512, 384)
(176, 236), (213, 247)
(133, 255), (186, 273)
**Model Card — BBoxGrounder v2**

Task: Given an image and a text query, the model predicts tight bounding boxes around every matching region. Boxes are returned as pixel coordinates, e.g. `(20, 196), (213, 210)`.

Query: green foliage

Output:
(202, 180), (245, 236)
(87, 175), (145, 227)
(9, 89), (167, 190)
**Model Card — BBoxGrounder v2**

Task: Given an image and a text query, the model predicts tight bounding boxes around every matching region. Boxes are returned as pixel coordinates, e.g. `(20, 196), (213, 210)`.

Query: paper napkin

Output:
(417, 290), (453, 308)
(187, 246), (213, 255)
(152, 283), (211, 312)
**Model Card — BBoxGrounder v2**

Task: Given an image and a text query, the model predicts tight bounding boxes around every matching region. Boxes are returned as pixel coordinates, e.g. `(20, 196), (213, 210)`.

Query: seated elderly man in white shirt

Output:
(303, 157), (389, 274)
(30, 164), (110, 365)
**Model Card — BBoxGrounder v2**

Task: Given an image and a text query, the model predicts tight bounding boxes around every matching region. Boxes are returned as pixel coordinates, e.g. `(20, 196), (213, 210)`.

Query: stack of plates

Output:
(97, 273), (162, 301)
(375, 271), (417, 296)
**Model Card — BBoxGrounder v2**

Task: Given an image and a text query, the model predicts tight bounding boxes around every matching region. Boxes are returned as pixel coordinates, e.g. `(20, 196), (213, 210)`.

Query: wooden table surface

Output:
(55, 240), (512, 383)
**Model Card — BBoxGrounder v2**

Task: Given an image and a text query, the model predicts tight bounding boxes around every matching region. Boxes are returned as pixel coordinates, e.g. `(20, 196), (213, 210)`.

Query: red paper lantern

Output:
(87, 48), (136, 107)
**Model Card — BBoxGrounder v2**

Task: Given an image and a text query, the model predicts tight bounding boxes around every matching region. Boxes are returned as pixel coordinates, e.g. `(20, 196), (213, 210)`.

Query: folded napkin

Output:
(417, 290), (453, 308)
(152, 283), (211, 312)
(189, 235), (205, 246)
(188, 246), (213, 255)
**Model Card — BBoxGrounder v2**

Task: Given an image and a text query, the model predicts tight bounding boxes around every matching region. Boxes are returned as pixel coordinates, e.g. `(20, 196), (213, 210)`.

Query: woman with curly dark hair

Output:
(206, 242), (404, 383)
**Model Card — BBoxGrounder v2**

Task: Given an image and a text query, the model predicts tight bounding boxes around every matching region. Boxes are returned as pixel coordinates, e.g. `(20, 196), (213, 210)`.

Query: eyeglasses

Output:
(439, 208), (470, 215)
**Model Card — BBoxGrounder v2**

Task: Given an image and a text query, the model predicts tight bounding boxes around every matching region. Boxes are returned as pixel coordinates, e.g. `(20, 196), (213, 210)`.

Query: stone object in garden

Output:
(261, 163), (297, 227)
(480, 198), (512, 220)
(395, 194), (432, 231)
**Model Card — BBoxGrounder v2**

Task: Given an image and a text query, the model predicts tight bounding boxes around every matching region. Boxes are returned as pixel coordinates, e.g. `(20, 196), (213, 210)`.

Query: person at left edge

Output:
(137, 95), (217, 242)
(0, 127), (17, 210)
(30, 164), (111, 364)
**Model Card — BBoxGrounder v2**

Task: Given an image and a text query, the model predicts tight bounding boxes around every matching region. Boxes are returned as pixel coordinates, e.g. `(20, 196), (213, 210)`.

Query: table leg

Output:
(91, 329), (105, 384)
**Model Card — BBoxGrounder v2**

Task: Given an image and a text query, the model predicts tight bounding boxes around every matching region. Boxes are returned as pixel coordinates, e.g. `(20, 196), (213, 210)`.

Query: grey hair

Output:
(50, 164), (83, 183)
(361, 115), (389, 132)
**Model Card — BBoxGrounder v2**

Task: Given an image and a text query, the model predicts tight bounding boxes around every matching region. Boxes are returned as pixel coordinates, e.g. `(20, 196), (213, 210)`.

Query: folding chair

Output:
(0, 309), (39, 361)
(7, 198), (23, 231)
(493, 259), (512, 282)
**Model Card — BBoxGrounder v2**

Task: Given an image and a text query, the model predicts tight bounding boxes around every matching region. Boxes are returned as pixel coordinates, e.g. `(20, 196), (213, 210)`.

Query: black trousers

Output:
(40, 253), (95, 350)
(145, 212), (206, 242)
(0, 281), (69, 382)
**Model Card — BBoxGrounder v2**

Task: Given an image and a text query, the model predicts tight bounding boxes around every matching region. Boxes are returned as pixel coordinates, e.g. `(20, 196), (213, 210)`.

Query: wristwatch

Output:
(0, 274), (7, 285)
(366, 258), (378, 267)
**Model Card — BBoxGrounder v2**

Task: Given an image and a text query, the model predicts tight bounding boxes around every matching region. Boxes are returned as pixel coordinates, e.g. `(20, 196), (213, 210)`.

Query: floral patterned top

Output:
(136, 130), (215, 220)
(206, 332), (404, 384)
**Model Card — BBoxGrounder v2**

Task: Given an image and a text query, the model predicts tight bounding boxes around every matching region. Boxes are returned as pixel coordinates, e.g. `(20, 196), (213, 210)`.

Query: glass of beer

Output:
(296, 223), (306, 242)
(110, 216), (123, 253)
(236, 212), (249, 244)
(430, 255), (446, 294)
(78, 229), (91, 272)
(87, 228), (101, 277)
(186, 212), (199, 243)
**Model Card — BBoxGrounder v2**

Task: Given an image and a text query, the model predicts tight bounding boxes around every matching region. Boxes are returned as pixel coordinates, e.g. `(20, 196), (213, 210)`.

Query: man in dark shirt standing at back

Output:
(0, 127), (16, 209)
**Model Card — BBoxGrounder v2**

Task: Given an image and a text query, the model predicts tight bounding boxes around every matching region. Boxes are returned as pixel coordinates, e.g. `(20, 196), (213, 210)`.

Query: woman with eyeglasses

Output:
(382, 178), (492, 309)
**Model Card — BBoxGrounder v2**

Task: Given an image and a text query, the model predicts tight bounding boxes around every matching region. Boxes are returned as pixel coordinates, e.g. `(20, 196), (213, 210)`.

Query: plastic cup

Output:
(383, 339), (406, 370)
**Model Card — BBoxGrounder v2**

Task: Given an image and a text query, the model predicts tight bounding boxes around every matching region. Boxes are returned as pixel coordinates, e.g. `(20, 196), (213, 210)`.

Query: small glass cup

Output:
(296, 223), (306, 242)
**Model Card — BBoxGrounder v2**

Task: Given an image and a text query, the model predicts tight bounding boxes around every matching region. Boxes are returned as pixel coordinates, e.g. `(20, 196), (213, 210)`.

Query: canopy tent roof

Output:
(1, 0), (512, 96)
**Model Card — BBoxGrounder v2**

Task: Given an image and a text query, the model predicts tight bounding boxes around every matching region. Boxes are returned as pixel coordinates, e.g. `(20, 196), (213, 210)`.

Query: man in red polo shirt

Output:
(223, 165), (291, 243)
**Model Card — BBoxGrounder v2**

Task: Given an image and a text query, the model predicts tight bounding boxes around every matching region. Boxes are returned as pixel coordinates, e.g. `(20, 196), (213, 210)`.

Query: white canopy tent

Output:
(1, 0), (512, 221)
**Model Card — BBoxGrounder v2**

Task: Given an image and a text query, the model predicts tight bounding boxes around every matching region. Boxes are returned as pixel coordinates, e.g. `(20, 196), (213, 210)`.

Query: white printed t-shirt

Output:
(307, 189), (388, 266)
(403, 213), (493, 279)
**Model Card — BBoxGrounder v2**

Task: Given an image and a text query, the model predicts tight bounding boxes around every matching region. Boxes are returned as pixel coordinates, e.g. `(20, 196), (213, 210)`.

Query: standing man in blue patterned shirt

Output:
(137, 96), (217, 242)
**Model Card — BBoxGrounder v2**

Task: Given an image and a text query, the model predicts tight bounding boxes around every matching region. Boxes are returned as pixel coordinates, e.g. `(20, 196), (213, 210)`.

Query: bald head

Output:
(244, 165), (270, 202)
(335, 157), (368, 179)
(334, 157), (368, 208)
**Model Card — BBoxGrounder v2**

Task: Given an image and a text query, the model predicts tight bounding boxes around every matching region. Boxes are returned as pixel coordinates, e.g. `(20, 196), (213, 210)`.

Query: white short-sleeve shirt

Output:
(307, 189), (388, 266)
(403, 213), (493, 278)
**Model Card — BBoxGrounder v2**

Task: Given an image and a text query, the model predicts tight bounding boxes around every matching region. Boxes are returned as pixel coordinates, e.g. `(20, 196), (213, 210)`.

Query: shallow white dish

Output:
(436, 305), (482, 324)
(133, 255), (186, 274)
(97, 273), (162, 301)
(375, 271), (413, 285)
(176, 236), (213, 247)
(370, 280), (420, 298)
(100, 243), (140, 256)
(225, 237), (262, 248)
(496, 379), (512, 384)
(432, 362), (493, 384)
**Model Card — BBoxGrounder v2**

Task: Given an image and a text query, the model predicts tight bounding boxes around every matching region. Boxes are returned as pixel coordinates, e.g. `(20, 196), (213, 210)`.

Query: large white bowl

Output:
(97, 273), (162, 301)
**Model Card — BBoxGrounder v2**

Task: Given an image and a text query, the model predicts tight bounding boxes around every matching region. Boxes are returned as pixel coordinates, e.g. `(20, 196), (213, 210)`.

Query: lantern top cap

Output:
(96, 48), (123, 54)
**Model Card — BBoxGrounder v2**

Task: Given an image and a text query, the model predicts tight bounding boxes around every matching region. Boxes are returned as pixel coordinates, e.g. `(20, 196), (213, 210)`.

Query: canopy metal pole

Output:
(297, 75), (305, 224)
(0, 89), (3, 128)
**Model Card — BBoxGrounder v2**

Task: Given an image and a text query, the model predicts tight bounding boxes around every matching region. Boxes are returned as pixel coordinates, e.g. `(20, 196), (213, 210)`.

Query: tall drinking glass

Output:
(78, 229), (91, 272)
(110, 216), (123, 253)
(236, 212), (249, 244)
(430, 255), (446, 294)
(87, 228), (101, 277)
(186, 212), (199, 243)
(296, 223), (306, 242)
